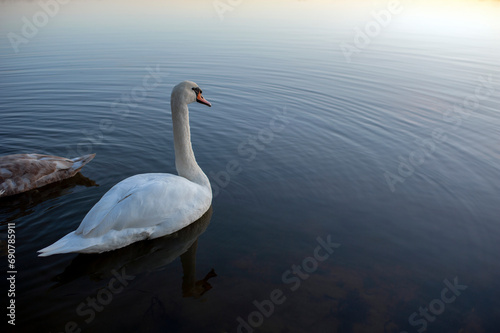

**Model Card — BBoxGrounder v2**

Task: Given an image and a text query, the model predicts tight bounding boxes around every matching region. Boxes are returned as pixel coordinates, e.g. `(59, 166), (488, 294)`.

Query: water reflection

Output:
(0, 172), (97, 224)
(138, 236), (217, 332)
(52, 207), (216, 295)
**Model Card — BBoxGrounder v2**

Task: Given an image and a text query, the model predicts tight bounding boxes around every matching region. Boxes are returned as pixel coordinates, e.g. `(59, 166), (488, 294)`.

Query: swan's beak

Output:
(196, 92), (212, 107)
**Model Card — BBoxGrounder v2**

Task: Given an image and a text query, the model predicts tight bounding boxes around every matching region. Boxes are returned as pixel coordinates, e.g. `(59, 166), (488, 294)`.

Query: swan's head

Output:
(172, 81), (211, 107)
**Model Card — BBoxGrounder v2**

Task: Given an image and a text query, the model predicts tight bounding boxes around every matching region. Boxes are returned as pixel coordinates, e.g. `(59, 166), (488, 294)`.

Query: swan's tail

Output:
(38, 232), (92, 257)
(70, 153), (96, 172)
(38, 228), (151, 256)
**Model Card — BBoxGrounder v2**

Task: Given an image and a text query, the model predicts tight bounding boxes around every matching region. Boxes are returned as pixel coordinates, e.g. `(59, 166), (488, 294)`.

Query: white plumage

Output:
(39, 81), (213, 256)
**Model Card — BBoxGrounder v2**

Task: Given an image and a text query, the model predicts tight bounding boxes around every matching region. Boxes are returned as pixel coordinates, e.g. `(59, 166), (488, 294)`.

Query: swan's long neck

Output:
(171, 97), (211, 190)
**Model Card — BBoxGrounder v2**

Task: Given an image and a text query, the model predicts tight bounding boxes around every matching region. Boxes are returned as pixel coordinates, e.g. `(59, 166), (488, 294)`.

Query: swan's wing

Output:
(75, 173), (210, 238)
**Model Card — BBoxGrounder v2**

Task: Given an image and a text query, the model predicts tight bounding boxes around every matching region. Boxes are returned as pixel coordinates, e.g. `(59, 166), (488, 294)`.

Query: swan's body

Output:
(0, 153), (95, 198)
(39, 81), (213, 256)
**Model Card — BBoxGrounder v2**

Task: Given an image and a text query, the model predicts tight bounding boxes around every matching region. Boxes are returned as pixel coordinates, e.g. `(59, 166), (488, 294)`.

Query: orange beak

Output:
(196, 91), (211, 107)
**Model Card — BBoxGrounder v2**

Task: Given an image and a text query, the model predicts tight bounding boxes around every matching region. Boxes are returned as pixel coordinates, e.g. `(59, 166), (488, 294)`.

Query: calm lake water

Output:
(1, 1), (499, 332)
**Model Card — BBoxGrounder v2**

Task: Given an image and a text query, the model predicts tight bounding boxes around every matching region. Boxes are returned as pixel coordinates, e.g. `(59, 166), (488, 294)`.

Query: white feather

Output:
(38, 81), (213, 256)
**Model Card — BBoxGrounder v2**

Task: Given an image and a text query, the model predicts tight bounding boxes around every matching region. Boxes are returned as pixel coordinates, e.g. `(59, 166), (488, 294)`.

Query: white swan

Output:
(39, 81), (213, 256)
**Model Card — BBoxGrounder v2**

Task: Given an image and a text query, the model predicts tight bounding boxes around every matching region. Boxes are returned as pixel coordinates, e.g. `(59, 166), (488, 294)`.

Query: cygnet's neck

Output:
(171, 96), (211, 190)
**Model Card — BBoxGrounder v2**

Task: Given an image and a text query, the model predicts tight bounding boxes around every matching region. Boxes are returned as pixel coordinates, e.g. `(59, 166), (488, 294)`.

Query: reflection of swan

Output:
(0, 153), (95, 198)
(52, 207), (215, 287)
(139, 243), (217, 333)
(181, 241), (217, 298)
(39, 81), (213, 256)
(0, 173), (98, 224)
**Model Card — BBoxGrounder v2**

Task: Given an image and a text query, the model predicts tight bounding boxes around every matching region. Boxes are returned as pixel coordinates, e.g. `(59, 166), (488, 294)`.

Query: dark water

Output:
(1, 1), (500, 332)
